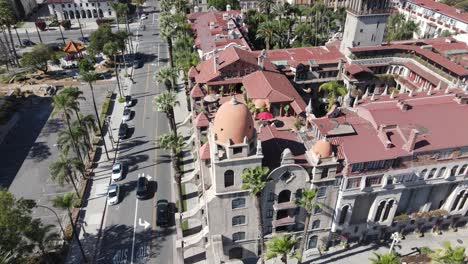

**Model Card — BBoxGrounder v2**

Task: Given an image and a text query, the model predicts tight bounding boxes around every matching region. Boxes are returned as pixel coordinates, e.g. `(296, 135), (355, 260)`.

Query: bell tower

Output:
(340, 0), (391, 55)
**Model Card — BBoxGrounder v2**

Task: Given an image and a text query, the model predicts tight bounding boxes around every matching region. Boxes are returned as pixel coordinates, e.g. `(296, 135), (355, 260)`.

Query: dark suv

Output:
(118, 123), (128, 140)
(157, 200), (170, 227)
(136, 177), (149, 199)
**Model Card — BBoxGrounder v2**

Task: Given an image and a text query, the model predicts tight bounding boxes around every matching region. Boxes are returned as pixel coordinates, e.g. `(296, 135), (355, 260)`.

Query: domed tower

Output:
(306, 139), (339, 181)
(209, 97), (263, 192)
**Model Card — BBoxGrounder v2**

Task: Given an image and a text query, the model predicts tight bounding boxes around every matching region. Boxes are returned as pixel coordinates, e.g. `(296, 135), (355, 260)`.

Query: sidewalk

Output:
(15, 20), (140, 34)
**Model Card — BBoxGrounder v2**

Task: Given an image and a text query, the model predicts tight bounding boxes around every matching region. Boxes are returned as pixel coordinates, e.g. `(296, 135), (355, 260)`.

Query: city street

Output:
(95, 1), (177, 263)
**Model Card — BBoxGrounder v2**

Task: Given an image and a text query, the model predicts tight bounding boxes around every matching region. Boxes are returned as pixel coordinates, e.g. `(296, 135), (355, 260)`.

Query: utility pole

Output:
(35, 204), (67, 239)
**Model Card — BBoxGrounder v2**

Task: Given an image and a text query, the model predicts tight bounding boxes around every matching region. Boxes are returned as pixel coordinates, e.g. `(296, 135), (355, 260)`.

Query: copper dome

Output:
(213, 97), (254, 144)
(312, 140), (333, 158)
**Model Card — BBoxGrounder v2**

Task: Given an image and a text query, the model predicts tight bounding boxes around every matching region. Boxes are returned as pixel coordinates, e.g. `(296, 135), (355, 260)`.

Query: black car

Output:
(136, 177), (149, 199)
(118, 123), (128, 140)
(133, 59), (143, 69)
(157, 200), (170, 227)
(22, 39), (35, 46)
(78, 37), (90, 43)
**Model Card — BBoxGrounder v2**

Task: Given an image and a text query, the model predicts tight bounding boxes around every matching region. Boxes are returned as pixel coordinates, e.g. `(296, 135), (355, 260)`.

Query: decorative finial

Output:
(408, 89), (414, 97)
(230, 96), (239, 105)
(445, 86), (451, 94)
(370, 93), (376, 101)
(306, 98), (313, 114)
(427, 86), (432, 96)
(390, 90), (395, 99)
(382, 85), (388, 95)
(436, 81), (442, 90)
(363, 88), (369, 99)
(353, 97), (359, 108)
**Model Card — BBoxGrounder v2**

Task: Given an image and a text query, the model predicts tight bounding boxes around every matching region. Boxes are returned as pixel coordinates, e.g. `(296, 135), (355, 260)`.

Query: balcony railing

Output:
(273, 201), (297, 211)
(272, 216), (295, 227)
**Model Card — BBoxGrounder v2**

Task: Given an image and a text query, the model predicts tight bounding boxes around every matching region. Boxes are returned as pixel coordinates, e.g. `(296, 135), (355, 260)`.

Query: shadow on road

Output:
(28, 141), (52, 162)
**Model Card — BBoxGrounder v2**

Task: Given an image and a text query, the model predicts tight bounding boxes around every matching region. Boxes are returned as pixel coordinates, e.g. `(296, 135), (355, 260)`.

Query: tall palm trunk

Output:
(88, 82), (110, 160)
(114, 54), (123, 98)
(65, 117), (84, 164)
(67, 208), (88, 263)
(2, 28), (14, 67)
(256, 194), (266, 263)
(298, 213), (311, 263)
(167, 37), (174, 68)
(75, 111), (92, 161)
(6, 27), (19, 66)
(67, 170), (81, 199)
(172, 151), (184, 214)
(168, 108), (177, 134)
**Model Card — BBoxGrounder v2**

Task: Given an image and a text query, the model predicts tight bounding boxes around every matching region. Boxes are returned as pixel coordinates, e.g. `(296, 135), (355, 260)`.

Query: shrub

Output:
(35, 21), (47, 31)
(49, 20), (60, 27)
(96, 18), (113, 26)
(61, 20), (72, 30)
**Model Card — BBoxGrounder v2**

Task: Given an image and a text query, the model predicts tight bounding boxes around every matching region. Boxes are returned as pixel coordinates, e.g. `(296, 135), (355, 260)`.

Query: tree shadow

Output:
(41, 118), (64, 137)
(28, 141), (52, 162)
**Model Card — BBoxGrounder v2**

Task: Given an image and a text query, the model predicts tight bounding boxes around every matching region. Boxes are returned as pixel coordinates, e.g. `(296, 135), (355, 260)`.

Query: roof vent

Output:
(420, 45), (433, 50)
(454, 93), (468, 104)
(456, 9), (464, 14)
(397, 99), (410, 111)
(209, 21), (215, 30)
(222, 13), (229, 20)
(445, 38), (455, 43)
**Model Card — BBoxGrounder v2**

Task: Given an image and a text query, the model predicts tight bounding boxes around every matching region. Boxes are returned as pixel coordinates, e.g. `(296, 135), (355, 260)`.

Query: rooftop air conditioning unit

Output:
(456, 9), (463, 14)
(420, 45), (433, 50)
(223, 13), (229, 20)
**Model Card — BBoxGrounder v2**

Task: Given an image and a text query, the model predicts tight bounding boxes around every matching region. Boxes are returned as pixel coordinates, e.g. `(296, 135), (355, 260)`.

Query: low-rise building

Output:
(44, 0), (116, 20)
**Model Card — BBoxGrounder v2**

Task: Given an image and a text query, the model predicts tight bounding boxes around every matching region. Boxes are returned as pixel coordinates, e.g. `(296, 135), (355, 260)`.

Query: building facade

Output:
(44, 0), (116, 20)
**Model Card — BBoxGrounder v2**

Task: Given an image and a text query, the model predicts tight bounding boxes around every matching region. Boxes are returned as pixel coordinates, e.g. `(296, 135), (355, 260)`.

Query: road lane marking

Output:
(157, 43), (160, 67)
(130, 173), (140, 264)
(138, 218), (150, 229)
(141, 64), (151, 128)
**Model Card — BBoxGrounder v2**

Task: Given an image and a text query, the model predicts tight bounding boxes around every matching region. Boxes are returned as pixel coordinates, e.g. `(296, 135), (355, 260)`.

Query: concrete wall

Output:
(46, 0), (116, 21)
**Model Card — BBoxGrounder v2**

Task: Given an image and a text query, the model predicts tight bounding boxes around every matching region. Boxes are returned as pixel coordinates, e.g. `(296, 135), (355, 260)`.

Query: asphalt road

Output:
(97, 2), (177, 263)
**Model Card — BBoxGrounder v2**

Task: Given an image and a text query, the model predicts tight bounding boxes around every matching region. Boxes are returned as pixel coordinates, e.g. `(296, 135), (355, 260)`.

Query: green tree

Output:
(25, 219), (60, 260)
(103, 41), (124, 98)
(0, 190), (36, 261)
(110, 2), (128, 30)
(160, 15), (177, 68)
(429, 242), (466, 264)
(295, 189), (323, 260)
(369, 251), (401, 264)
(318, 81), (347, 110)
(60, 87), (85, 121)
(132, 0), (146, 16)
(51, 193), (87, 262)
(440, 30), (453, 37)
(52, 92), (84, 163)
(49, 153), (84, 198)
(265, 234), (297, 263)
(153, 90), (179, 134)
(258, 0), (275, 17)
(58, 121), (91, 161)
(158, 132), (185, 213)
(154, 66), (179, 90)
(0, 0), (19, 66)
(20, 44), (58, 74)
(256, 21), (280, 50)
(241, 166), (270, 262)
(77, 57), (95, 72)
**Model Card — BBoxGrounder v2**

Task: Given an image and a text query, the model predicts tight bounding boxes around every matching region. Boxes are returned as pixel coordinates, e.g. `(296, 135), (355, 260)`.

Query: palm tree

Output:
(52, 93), (84, 163)
(429, 242), (466, 264)
(256, 21), (280, 50)
(80, 72), (110, 160)
(318, 81), (347, 111)
(295, 189), (323, 261)
(25, 219), (60, 260)
(241, 166), (270, 262)
(0, 1), (19, 66)
(153, 90), (179, 133)
(49, 153), (83, 198)
(132, 0), (145, 17)
(154, 66), (179, 90)
(265, 234), (297, 263)
(369, 251), (401, 264)
(103, 41), (124, 98)
(110, 2), (128, 30)
(58, 122), (90, 162)
(160, 14), (177, 68)
(60, 87), (85, 121)
(158, 132), (185, 213)
(80, 114), (97, 140)
(51, 193), (88, 263)
(0, 247), (16, 264)
(258, 0), (275, 17)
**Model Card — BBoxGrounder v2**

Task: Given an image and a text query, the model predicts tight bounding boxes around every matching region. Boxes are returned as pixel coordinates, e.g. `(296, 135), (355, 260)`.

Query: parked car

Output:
(111, 162), (124, 181)
(133, 59), (143, 69)
(78, 37), (90, 43)
(125, 95), (133, 107)
(136, 177), (149, 199)
(107, 184), (120, 205)
(118, 123), (128, 140)
(22, 39), (35, 46)
(157, 200), (170, 227)
(123, 107), (131, 121)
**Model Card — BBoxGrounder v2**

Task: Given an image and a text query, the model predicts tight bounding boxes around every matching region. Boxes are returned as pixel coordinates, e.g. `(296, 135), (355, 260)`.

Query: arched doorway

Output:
(86, 9), (92, 18)
(81, 10), (86, 18)
(69, 10), (75, 19)
(339, 205), (349, 225)
(228, 247), (243, 259)
(92, 9), (98, 18)
(63, 11), (69, 20)
(278, 190), (291, 203)
(75, 10), (80, 19)
(98, 8), (104, 18)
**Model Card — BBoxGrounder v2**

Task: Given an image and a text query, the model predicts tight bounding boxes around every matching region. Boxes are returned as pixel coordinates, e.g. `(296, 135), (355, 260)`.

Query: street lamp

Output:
(105, 116), (115, 149)
(389, 232), (402, 253)
(35, 204), (67, 239)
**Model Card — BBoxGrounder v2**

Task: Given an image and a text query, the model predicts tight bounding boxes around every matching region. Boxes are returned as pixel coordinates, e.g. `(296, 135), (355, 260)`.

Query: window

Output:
(86, 3), (88, 7)
(232, 215), (246, 226)
(224, 170), (234, 187)
(313, 205), (322, 215)
(427, 168), (436, 179)
(420, 169), (427, 178)
(232, 198), (245, 209)
(68, 4), (71, 7)
(281, 171), (292, 181)
(233, 147), (242, 154)
(267, 226), (272, 233)
(267, 209), (273, 218)
(321, 168), (329, 179)
(437, 167), (447, 178)
(352, 163), (364, 172)
(232, 232), (246, 242)
(381, 200), (394, 221)
(374, 201), (386, 222)
(459, 165), (468, 175)
(268, 192), (275, 202)
(278, 190), (291, 203)
(312, 220), (320, 229)
(450, 166), (459, 177)
(307, 236), (318, 249)
(62, 4), (65, 7)
(339, 205), (349, 225)
(317, 187), (326, 198)
(346, 178), (361, 189)
(365, 176), (382, 187)
(360, 29), (363, 32)
(295, 189), (303, 199)
(108, 9), (112, 15)
(386, 177), (393, 185)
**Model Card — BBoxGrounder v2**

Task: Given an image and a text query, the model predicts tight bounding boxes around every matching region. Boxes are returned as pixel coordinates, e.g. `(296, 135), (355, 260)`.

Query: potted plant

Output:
(61, 20), (72, 30)
(283, 104), (290, 116)
(35, 20), (47, 31)
(339, 234), (349, 249)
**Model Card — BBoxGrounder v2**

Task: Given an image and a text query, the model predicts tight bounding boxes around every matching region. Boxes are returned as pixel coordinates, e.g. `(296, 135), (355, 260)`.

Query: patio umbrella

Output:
(203, 94), (219, 103)
(257, 111), (274, 120)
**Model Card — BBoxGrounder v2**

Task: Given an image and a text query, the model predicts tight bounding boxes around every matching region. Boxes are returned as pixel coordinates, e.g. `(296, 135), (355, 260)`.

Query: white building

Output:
(44, 0), (116, 20)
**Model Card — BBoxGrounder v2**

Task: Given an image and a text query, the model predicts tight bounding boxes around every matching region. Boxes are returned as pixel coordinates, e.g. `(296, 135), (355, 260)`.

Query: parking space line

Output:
(142, 64), (151, 128)
(130, 193), (139, 264)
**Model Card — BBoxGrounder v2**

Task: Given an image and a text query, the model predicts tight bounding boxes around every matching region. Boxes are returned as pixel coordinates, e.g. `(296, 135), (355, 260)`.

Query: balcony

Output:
(272, 216), (295, 228)
(273, 201), (297, 211)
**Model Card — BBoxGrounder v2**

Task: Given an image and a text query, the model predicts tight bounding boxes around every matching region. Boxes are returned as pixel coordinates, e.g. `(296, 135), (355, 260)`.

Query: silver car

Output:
(123, 107), (131, 122)
(107, 184), (120, 205)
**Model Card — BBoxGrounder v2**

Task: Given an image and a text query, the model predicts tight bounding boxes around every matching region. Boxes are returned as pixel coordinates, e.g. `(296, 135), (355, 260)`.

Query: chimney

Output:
(213, 54), (218, 73)
(397, 100), (410, 111)
(226, 4), (231, 11)
(377, 124), (392, 149)
(209, 21), (215, 30)
(403, 129), (419, 152)
(258, 49), (266, 70)
(222, 13), (229, 20)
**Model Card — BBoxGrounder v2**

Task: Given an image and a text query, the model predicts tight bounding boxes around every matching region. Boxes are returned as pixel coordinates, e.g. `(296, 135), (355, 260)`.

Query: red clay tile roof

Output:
(266, 45), (344, 66)
(189, 66), (199, 78)
(242, 71), (306, 114)
(200, 142), (211, 160)
(407, 0), (468, 23)
(345, 64), (373, 76)
(195, 112), (209, 127)
(63, 40), (84, 53)
(190, 84), (205, 98)
(259, 126), (307, 168)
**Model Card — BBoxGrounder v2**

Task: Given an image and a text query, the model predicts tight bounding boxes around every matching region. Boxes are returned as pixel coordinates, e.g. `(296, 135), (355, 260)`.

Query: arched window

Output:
(451, 191), (465, 211)
(437, 167), (446, 178)
(459, 165), (468, 175)
(75, 10), (80, 18)
(458, 192), (468, 210)
(108, 9), (112, 16)
(278, 190), (291, 203)
(224, 170), (234, 187)
(98, 8), (104, 18)
(312, 220), (320, 229)
(232, 215), (246, 226)
(427, 168), (437, 179)
(307, 236), (318, 249)
(69, 10), (75, 19)
(382, 200), (394, 221)
(81, 10), (86, 18)
(339, 205), (349, 225)
(228, 247), (243, 259)
(232, 198), (245, 209)
(92, 9), (98, 18)
(374, 201), (386, 222)
(295, 189), (303, 199)
(232, 232), (245, 242)
(420, 169), (427, 178)
(63, 11), (69, 19)
(86, 9), (92, 18)
(451, 166), (459, 177)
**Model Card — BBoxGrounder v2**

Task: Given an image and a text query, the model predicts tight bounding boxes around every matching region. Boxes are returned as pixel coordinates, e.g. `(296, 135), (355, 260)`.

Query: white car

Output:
(107, 184), (120, 205)
(111, 162), (123, 181)
(125, 95), (132, 107)
(123, 107), (131, 122)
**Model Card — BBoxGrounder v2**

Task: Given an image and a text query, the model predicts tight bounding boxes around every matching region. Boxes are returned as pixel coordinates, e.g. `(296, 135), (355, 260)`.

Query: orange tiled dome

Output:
(213, 97), (254, 144)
